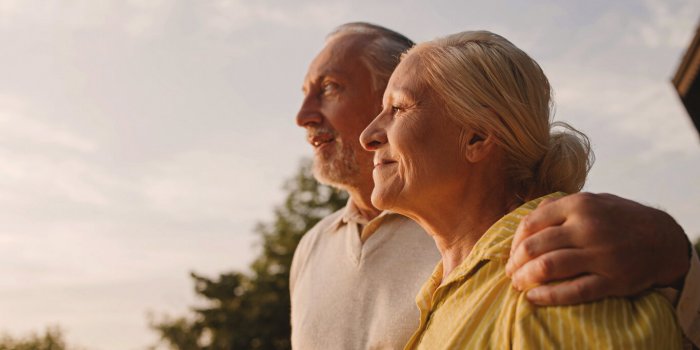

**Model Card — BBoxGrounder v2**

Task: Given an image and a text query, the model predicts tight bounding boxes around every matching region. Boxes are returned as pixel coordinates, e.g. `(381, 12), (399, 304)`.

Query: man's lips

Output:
(308, 134), (335, 148)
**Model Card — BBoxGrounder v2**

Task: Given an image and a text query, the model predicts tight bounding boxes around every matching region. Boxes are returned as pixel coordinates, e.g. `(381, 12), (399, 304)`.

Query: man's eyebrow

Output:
(301, 75), (321, 93)
(318, 68), (349, 81)
(302, 69), (349, 93)
(301, 76), (322, 95)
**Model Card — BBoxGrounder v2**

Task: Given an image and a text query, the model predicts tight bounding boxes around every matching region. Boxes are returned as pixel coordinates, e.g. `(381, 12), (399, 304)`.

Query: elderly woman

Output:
(359, 31), (682, 349)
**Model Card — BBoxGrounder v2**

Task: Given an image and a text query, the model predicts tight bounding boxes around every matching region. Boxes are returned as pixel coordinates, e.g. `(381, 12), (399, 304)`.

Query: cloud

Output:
(203, 0), (350, 32)
(0, 96), (120, 207)
(140, 149), (284, 223)
(0, 114), (96, 154)
(535, 2), (700, 163)
(549, 62), (698, 157)
(637, 0), (699, 48)
(0, 0), (351, 39)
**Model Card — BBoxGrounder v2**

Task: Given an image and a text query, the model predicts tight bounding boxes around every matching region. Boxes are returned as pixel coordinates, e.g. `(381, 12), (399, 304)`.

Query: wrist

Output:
(666, 231), (692, 291)
(654, 216), (691, 290)
(670, 236), (693, 290)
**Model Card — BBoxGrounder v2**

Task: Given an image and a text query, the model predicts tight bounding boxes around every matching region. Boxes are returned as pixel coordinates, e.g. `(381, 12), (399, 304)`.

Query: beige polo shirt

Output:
(290, 200), (440, 350)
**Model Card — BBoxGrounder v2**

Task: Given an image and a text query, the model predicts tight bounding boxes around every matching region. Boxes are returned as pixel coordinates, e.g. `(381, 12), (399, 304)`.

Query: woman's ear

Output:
(462, 129), (495, 163)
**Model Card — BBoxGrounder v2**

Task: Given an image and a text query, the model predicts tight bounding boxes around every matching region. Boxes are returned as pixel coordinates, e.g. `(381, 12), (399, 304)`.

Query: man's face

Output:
(296, 34), (381, 189)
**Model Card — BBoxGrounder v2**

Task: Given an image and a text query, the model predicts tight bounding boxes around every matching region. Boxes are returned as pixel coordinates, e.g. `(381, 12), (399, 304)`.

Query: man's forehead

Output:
(304, 36), (368, 83)
(305, 60), (350, 80)
(325, 32), (372, 52)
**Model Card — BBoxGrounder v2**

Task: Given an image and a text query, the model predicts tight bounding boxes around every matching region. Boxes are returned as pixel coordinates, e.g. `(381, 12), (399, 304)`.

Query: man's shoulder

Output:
(294, 208), (345, 253)
(304, 208), (345, 237)
(290, 208), (346, 291)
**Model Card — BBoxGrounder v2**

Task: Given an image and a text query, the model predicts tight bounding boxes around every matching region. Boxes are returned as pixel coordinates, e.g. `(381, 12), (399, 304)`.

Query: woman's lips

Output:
(373, 159), (397, 169)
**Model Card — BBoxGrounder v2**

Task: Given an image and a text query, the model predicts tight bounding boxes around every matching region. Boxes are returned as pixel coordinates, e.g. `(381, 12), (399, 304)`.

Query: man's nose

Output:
(296, 94), (322, 127)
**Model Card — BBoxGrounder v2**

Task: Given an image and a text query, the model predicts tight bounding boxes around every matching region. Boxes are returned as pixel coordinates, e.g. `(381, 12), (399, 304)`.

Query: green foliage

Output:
(0, 327), (74, 350)
(151, 159), (348, 350)
(150, 316), (202, 350)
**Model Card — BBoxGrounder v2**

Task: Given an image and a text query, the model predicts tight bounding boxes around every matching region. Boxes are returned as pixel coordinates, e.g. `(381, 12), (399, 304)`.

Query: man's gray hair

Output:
(327, 22), (415, 95)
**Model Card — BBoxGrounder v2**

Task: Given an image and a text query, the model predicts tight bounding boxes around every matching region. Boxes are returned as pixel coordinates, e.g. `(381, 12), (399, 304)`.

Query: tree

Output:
(0, 327), (76, 350)
(151, 159), (348, 350)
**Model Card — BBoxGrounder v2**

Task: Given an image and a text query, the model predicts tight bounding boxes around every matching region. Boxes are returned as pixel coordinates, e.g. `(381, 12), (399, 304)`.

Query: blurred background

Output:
(0, 0), (698, 349)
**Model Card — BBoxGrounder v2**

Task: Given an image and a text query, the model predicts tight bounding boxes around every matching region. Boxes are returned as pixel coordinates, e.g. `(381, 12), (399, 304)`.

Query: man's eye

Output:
(321, 82), (339, 95)
(391, 105), (402, 114)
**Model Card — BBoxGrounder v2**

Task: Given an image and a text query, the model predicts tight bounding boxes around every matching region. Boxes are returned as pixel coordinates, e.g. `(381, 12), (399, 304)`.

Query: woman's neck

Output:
(409, 180), (518, 282)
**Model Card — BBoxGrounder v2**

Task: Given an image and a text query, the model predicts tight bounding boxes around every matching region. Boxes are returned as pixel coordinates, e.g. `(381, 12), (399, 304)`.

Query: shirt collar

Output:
(331, 198), (399, 229)
(440, 192), (566, 287)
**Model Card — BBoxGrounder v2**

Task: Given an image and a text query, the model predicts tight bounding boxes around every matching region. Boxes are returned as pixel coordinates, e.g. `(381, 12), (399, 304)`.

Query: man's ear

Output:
(462, 128), (495, 163)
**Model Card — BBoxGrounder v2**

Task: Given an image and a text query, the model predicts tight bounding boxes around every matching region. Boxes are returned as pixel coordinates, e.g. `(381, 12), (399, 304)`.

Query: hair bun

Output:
(535, 121), (594, 195)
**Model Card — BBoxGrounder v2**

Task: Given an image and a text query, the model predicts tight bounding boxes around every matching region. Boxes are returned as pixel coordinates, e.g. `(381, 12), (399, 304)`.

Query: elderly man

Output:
(290, 22), (700, 349)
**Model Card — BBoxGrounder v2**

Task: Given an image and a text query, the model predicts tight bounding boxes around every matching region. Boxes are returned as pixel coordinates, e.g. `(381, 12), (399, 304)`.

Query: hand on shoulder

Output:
(505, 192), (691, 305)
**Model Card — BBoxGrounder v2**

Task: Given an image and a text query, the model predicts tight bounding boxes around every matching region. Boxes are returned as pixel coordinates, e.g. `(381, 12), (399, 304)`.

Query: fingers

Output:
(506, 226), (575, 277)
(525, 274), (610, 306)
(510, 249), (588, 291)
(537, 197), (557, 208)
(510, 195), (567, 258)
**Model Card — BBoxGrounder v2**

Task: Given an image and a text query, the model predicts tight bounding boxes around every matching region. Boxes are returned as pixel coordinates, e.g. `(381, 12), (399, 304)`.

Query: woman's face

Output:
(360, 54), (471, 213)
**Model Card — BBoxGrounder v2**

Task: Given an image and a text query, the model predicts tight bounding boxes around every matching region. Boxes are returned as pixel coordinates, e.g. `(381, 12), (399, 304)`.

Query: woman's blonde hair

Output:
(408, 30), (593, 198)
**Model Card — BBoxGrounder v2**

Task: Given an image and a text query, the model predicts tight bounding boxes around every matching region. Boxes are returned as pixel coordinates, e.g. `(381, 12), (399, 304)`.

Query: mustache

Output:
(307, 127), (337, 138)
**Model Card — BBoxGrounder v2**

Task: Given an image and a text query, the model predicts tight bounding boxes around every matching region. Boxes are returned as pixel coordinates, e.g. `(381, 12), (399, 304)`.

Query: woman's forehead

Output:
(387, 56), (427, 96)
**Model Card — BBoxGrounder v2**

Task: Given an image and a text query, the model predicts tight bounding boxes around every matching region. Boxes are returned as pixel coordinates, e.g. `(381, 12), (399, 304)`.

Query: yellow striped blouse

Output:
(404, 192), (683, 350)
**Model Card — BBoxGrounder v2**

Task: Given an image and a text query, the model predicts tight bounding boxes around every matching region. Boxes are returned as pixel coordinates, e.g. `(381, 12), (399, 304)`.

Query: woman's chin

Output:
(371, 185), (412, 213)
(370, 189), (396, 212)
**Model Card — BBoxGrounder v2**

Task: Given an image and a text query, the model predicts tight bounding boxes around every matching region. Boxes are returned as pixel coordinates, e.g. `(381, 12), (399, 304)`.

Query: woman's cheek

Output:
(398, 160), (417, 192)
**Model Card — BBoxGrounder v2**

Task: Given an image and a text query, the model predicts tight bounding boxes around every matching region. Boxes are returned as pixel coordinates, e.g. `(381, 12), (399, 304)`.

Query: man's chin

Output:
(312, 159), (358, 190)
(312, 166), (348, 190)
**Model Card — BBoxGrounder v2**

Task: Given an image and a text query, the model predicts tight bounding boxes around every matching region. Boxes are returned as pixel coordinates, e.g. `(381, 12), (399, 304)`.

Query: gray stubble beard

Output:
(312, 137), (361, 190)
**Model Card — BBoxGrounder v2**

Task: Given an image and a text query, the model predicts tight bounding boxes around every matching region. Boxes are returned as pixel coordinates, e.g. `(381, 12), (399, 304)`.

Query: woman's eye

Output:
(391, 105), (402, 114)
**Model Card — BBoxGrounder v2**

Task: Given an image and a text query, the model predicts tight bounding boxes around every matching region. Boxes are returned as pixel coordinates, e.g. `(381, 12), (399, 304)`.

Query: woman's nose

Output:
(360, 112), (388, 151)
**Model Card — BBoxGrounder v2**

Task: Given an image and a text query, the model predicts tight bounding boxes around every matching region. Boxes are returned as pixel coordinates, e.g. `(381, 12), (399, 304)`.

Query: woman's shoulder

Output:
(513, 290), (683, 349)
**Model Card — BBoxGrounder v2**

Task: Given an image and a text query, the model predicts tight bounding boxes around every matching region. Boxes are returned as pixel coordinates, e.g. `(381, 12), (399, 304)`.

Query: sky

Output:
(0, 0), (698, 349)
